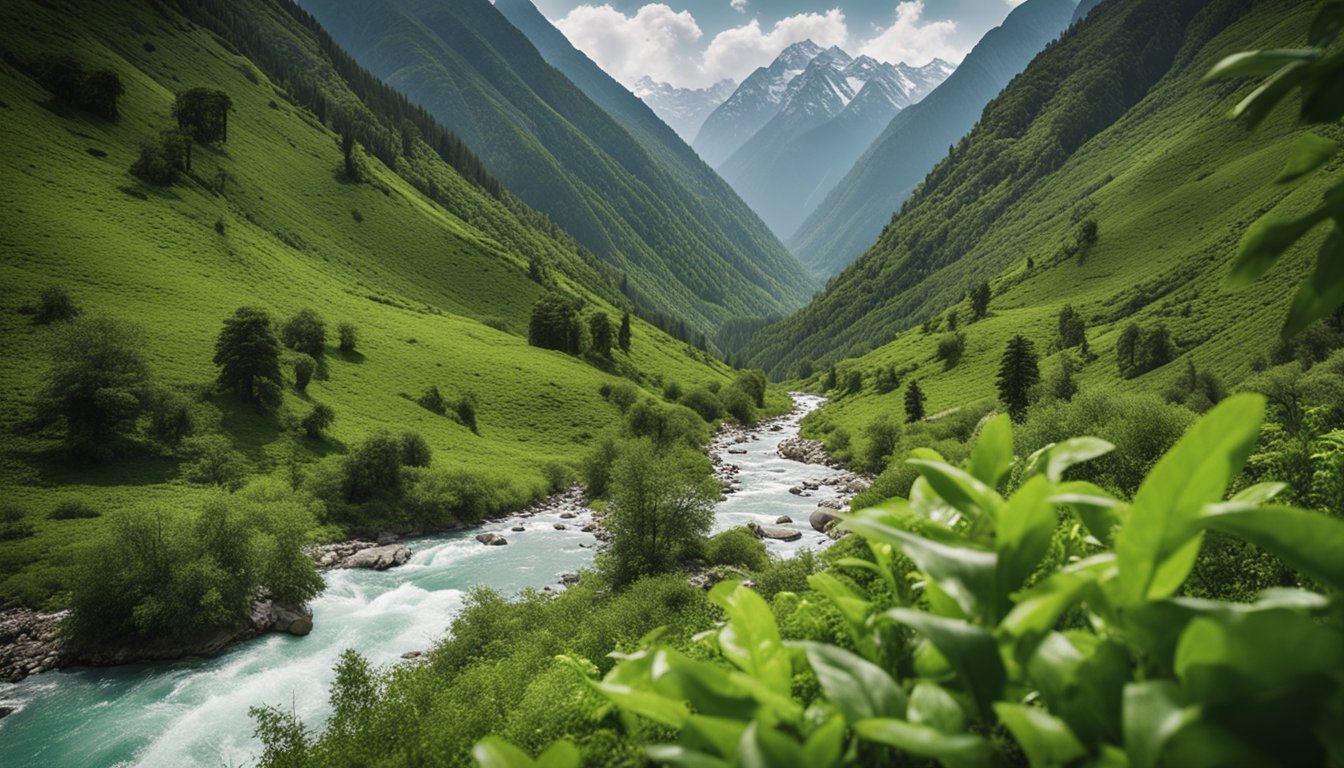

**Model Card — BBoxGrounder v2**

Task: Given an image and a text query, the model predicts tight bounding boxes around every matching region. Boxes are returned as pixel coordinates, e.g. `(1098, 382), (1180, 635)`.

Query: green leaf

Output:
(842, 512), (998, 624)
(1230, 482), (1287, 504)
(1050, 482), (1125, 547)
(1226, 207), (1331, 289)
(1309, 2), (1344, 46)
(536, 741), (581, 768)
(1175, 610), (1344, 706)
(1199, 502), (1344, 591)
(1283, 226), (1344, 338)
(907, 681), (968, 734)
(1026, 438), (1115, 484)
(738, 721), (806, 768)
(1123, 682), (1195, 768)
(645, 745), (733, 768)
(1276, 134), (1340, 183)
(994, 704), (1086, 768)
(853, 718), (995, 768)
(474, 736), (546, 768)
(800, 642), (907, 723)
(1115, 394), (1264, 604)
(885, 608), (1006, 721)
(968, 413), (1014, 489)
(1000, 556), (1114, 661)
(683, 716), (748, 759)
(995, 476), (1057, 602)
(1203, 49), (1319, 80)
(907, 459), (1002, 525)
(1230, 60), (1312, 128)
(801, 714), (846, 768)
(709, 582), (792, 695)
(807, 573), (878, 660)
(1027, 633), (1128, 748)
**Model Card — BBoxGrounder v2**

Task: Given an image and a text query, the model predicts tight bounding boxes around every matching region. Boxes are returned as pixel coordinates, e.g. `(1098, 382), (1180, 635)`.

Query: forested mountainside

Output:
(0, 0), (739, 606)
(788, 0), (1079, 277)
(294, 0), (816, 340)
(747, 0), (1314, 380)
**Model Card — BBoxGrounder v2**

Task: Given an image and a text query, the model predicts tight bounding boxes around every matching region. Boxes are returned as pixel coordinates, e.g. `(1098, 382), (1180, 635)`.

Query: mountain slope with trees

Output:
(294, 0), (816, 340)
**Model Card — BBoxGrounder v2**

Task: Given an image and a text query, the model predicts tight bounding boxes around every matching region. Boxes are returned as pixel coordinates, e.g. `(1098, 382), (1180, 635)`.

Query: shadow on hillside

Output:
(23, 442), (181, 488)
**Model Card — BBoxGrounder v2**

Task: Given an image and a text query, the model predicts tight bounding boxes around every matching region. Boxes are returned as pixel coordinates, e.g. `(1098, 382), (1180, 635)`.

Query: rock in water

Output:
(748, 522), (803, 542)
(476, 533), (508, 546)
(810, 509), (839, 533)
(342, 544), (412, 569)
(775, 515), (793, 524)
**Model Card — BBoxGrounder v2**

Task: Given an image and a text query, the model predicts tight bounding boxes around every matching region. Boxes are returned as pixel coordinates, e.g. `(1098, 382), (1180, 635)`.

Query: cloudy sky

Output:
(532, 0), (1026, 89)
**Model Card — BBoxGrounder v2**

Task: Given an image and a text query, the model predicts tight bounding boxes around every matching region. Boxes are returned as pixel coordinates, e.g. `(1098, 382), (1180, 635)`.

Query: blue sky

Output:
(531, 0), (1025, 88)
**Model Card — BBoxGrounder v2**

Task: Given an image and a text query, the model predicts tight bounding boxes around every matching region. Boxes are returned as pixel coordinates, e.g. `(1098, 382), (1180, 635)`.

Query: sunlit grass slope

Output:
(798, 0), (1341, 440)
(0, 0), (733, 606)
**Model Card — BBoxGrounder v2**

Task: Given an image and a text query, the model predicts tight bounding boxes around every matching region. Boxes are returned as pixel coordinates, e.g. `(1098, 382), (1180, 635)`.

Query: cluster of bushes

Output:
(1116, 321), (1174, 378)
(130, 87), (231, 186)
(413, 386), (478, 434)
(30, 54), (124, 120)
(66, 480), (322, 647)
(529, 293), (631, 360)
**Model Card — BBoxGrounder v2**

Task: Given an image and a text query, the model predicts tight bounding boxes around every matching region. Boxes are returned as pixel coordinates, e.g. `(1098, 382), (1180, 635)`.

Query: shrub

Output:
(338, 323), (358, 353)
(680, 388), (723, 422)
(341, 432), (406, 503)
(403, 468), (524, 529)
(80, 68), (124, 120)
(1048, 351), (1080, 403)
(416, 385), (448, 415)
(718, 385), (755, 425)
(606, 382), (639, 413)
(861, 415), (901, 473)
(33, 286), (80, 324)
(400, 432), (432, 468)
(455, 395), (479, 434)
(181, 435), (251, 490)
(624, 400), (707, 451)
(935, 332), (966, 369)
(581, 437), (620, 498)
(542, 462), (574, 493)
(38, 315), (151, 460)
(662, 381), (683, 402)
(293, 355), (315, 392)
(174, 87), (232, 143)
(49, 498), (100, 520)
(733, 370), (767, 409)
(704, 527), (769, 572)
(281, 309), (326, 358)
(130, 128), (192, 185)
(147, 388), (195, 446)
(34, 56), (123, 119)
(301, 404), (335, 439)
(215, 307), (282, 406)
(0, 504), (34, 541)
(528, 293), (582, 354)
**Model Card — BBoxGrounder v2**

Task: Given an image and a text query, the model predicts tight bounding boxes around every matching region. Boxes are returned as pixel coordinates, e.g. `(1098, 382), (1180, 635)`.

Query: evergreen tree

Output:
(528, 293), (581, 354)
(1049, 351), (1079, 402)
(904, 379), (926, 423)
(618, 312), (632, 353)
(1116, 323), (1141, 376)
(970, 281), (992, 320)
(997, 335), (1040, 422)
(1056, 304), (1087, 349)
(589, 313), (614, 358)
(215, 307), (282, 405)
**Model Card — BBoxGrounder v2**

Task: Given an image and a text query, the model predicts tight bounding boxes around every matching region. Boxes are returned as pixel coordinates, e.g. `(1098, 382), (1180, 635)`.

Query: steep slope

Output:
(719, 54), (953, 240)
(632, 78), (735, 142)
(0, 0), (734, 604)
(789, 0), (1079, 277)
(692, 40), (824, 168)
(294, 0), (814, 339)
(748, 0), (1322, 381)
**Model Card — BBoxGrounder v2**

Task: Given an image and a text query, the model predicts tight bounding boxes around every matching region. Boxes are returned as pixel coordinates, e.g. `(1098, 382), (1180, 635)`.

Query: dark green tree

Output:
(174, 87), (232, 143)
(293, 355), (315, 392)
(214, 307), (282, 405)
(33, 286), (80, 325)
(618, 312), (632, 353)
(528, 293), (582, 354)
(337, 323), (358, 353)
(301, 404), (335, 439)
(970, 281), (991, 320)
(281, 309), (326, 358)
(997, 335), (1040, 422)
(904, 379), (926, 423)
(589, 313), (614, 358)
(1049, 351), (1079, 402)
(1116, 323), (1141, 376)
(1056, 304), (1087, 350)
(38, 316), (151, 459)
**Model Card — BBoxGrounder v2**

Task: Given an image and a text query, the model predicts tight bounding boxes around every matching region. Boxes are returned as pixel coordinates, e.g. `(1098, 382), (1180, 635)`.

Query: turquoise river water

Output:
(0, 394), (838, 766)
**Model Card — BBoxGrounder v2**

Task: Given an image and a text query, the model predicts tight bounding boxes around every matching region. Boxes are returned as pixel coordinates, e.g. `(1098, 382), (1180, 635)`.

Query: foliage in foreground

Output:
(481, 396), (1344, 767)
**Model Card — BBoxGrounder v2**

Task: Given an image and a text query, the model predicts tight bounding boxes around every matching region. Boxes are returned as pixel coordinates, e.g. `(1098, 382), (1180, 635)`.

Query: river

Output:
(0, 394), (838, 767)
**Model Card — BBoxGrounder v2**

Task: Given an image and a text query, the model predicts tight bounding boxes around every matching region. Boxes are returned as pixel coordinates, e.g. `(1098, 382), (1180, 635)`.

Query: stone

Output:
(728, 448), (747, 455)
(810, 509), (839, 533)
(512, 525), (525, 532)
(775, 515), (793, 524)
(0, 706), (14, 719)
(401, 651), (423, 659)
(553, 523), (567, 530)
(287, 617), (313, 637)
(789, 486), (803, 496)
(342, 544), (412, 570)
(560, 573), (580, 586)
(476, 533), (508, 546)
(748, 522), (802, 542)
(559, 512), (577, 519)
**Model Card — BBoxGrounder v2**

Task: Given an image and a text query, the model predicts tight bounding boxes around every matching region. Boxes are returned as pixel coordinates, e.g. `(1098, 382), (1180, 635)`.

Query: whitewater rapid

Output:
(0, 394), (835, 767)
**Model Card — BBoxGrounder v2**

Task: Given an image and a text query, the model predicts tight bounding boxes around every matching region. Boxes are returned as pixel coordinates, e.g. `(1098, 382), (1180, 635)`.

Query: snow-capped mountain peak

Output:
(633, 77), (736, 142)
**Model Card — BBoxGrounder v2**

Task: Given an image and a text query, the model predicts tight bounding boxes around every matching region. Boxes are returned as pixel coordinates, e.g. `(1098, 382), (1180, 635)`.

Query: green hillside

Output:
(294, 0), (816, 340)
(0, 0), (740, 606)
(748, 0), (1334, 382)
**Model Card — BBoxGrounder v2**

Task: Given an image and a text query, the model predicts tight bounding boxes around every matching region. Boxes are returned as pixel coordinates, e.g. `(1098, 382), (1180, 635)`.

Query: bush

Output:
(174, 87), (232, 143)
(861, 415), (901, 473)
(935, 332), (966, 369)
(403, 468), (526, 529)
(38, 315), (152, 460)
(662, 381), (683, 402)
(581, 437), (620, 498)
(281, 309), (326, 358)
(33, 286), (80, 324)
(338, 323), (358, 353)
(605, 382), (639, 413)
(181, 435), (252, 490)
(293, 355), (315, 392)
(215, 307), (282, 406)
(0, 504), (34, 541)
(147, 388), (196, 447)
(49, 498), (101, 519)
(34, 56), (123, 119)
(416, 385), (448, 415)
(542, 461), (573, 494)
(400, 432), (432, 468)
(733, 370), (767, 409)
(624, 400), (707, 451)
(704, 527), (769, 572)
(130, 128), (192, 185)
(528, 293), (582, 354)
(718, 385), (756, 425)
(455, 395), (479, 434)
(680, 387), (723, 422)
(301, 403), (335, 439)
(341, 432), (407, 503)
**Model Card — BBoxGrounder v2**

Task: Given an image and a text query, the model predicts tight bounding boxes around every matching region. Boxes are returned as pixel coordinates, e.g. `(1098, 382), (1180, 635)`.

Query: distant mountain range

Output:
(714, 43), (953, 239)
(633, 77), (736, 143)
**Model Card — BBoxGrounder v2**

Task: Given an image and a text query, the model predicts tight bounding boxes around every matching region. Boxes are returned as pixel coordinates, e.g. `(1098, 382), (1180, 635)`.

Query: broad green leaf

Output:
(1226, 207), (1331, 289)
(738, 721), (806, 768)
(683, 716), (747, 758)
(907, 459), (1002, 525)
(842, 513), (998, 624)
(968, 413), (1014, 489)
(799, 642), (907, 723)
(994, 703), (1086, 768)
(1123, 681), (1195, 768)
(474, 736), (556, 768)
(1283, 227), (1344, 337)
(1027, 633), (1128, 747)
(995, 476), (1057, 602)
(1175, 610), (1344, 706)
(853, 718), (995, 768)
(907, 681), (967, 734)
(710, 582), (792, 695)
(1000, 556), (1114, 660)
(801, 714), (846, 768)
(1199, 502), (1344, 591)
(1025, 438), (1116, 483)
(1050, 482), (1125, 547)
(645, 745), (733, 768)
(885, 608), (1006, 721)
(807, 573), (878, 659)
(1116, 394), (1264, 604)
(1229, 482), (1286, 504)
(536, 741), (581, 768)
(649, 649), (763, 721)
(1276, 133), (1340, 183)
(1203, 49), (1320, 80)
(1230, 60), (1311, 128)
(1301, 52), (1344, 124)
(591, 678), (691, 727)
(1309, 2), (1344, 45)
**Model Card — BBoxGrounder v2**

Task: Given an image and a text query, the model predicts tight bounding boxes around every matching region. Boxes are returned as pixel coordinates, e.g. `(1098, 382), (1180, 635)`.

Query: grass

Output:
(797, 3), (1341, 447)
(0, 0), (741, 607)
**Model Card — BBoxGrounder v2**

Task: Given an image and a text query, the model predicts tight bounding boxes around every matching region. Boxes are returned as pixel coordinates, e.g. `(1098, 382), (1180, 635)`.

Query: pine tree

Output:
(618, 312), (632, 353)
(589, 313), (614, 358)
(970, 281), (992, 320)
(997, 335), (1040, 422)
(904, 379), (926, 423)
(215, 307), (282, 405)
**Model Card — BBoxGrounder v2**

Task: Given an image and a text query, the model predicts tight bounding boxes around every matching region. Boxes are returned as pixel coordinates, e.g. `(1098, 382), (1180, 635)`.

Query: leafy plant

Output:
(482, 397), (1344, 766)
(1208, 1), (1344, 336)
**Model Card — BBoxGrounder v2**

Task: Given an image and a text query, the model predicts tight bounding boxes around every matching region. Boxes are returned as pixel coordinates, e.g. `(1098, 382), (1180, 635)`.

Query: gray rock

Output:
(553, 523), (567, 530)
(476, 533), (508, 546)
(749, 522), (802, 542)
(810, 509), (839, 533)
(287, 617), (313, 637)
(775, 515), (793, 524)
(342, 544), (412, 570)
(512, 525), (525, 532)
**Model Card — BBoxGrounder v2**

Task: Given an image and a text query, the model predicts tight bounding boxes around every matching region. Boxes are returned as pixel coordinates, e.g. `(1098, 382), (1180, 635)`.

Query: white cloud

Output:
(730, 0), (748, 12)
(552, 2), (965, 89)
(858, 1), (962, 66)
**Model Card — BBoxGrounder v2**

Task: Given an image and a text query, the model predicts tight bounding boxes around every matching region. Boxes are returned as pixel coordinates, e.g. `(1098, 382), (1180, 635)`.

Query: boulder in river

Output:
(476, 533), (508, 546)
(810, 509), (839, 533)
(342, 544), (412, 570)
(511, 525), (525, 532)
(553, 523), (567, 530)
(775, 515), (793, 524)
(748, 522), (802, 542)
